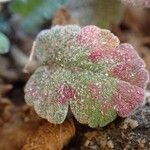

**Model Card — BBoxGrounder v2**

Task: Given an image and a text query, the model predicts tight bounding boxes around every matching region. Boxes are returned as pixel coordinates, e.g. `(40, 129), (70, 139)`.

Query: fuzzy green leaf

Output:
(0, 32), (9, 54)
(10, 0), (67, 32)
(24, 25), (148, 128)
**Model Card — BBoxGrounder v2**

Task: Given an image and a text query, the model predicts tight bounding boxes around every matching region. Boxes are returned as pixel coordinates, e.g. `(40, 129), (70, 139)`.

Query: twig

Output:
(23, 42), (36, 73)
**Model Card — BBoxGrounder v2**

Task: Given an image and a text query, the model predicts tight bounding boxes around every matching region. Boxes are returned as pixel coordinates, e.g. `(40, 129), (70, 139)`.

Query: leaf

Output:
(25, 66), (69, 124)
(22, 119), (75, 150)
(95, 0), (124, 28)
(66, 0), (123, 29)
(25, 25), (148, 128)
(0, 32), (9, 54)
(69, 71), (117, 127)
(10, 0), (67, 32)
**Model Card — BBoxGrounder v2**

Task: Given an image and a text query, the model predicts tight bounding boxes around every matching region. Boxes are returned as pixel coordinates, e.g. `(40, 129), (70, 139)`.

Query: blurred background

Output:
(0, 0), (150, 149)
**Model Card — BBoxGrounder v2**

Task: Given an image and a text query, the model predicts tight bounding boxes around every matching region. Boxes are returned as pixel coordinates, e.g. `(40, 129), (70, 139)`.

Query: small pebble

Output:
(124, 118), (139, 129)
(107, 140), (114, 149)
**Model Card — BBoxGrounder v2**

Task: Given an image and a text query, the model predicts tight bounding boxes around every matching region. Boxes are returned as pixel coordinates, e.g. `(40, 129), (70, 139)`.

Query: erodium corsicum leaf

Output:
(24, 25), (149, 128)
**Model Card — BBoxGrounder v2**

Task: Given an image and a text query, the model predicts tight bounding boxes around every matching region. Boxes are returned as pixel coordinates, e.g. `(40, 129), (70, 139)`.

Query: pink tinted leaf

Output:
(70, 71), (117, 127)
(111, 43), (149, 89)
(76, 25), (120, 49)
(88, 49), (104, 62)
(112, 81), (144, 117)
(98, 29), (120, 49)
(25, 66), (68, 124)
(88, 83), (102, 100)
(56, 84), (77, 104)
(24, 25), (148, 128)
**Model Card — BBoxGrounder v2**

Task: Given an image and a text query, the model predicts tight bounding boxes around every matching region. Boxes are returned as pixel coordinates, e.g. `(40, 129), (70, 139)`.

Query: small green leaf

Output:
(0, 32), (9, 54)
(10, 0), (67, 32)
(96, 0), (123, 28)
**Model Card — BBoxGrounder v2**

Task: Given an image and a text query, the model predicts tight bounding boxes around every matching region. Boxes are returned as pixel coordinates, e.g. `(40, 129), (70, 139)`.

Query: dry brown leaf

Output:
(0, 56), (19, 81)
(22, 120), (75, 150)
(52, 7), (78, 26)
(0, 104), (75, 150)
